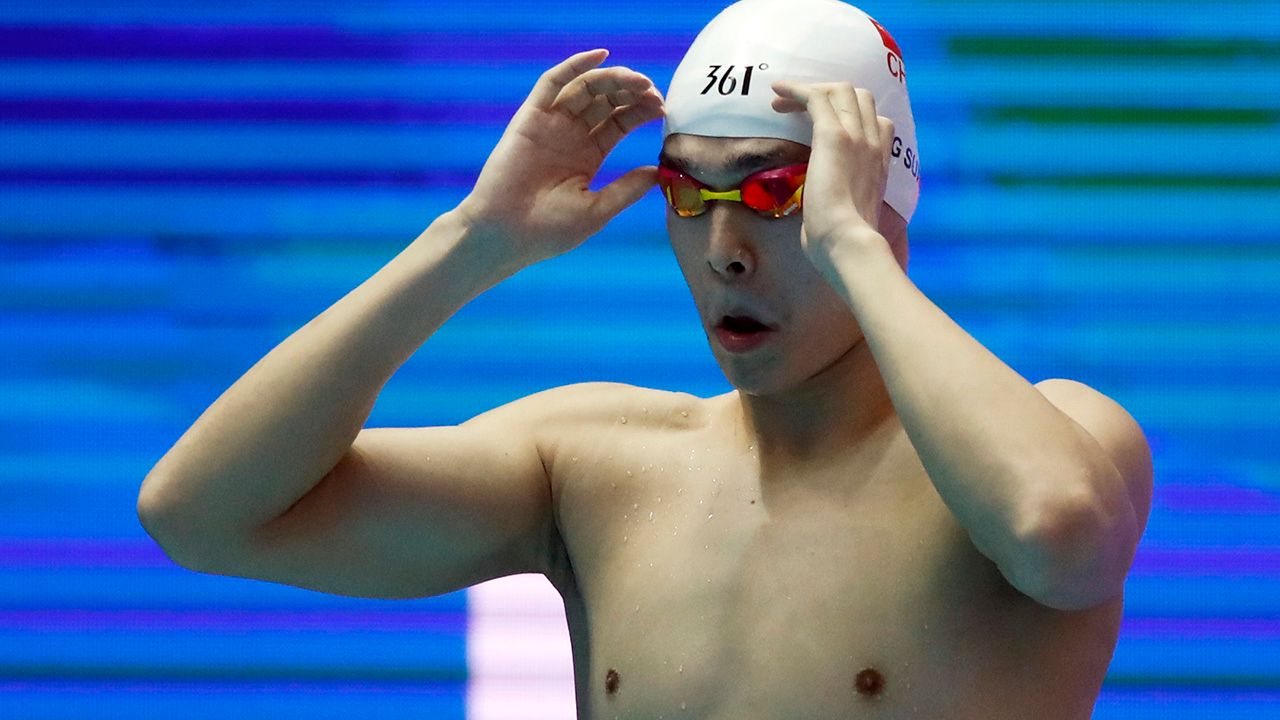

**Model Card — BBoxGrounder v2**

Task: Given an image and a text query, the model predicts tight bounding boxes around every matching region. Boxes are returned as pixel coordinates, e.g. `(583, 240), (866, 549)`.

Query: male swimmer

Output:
(139, 1), (1154, 718)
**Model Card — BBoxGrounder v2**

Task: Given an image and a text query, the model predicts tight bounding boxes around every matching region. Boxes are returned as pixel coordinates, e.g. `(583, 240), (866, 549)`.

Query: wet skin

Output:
(533, 130), (1123, 719)
(539, 385), (1124, 720)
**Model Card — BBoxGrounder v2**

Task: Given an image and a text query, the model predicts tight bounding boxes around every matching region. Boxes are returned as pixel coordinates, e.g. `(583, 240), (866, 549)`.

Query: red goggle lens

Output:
(657, 164), (806, 219)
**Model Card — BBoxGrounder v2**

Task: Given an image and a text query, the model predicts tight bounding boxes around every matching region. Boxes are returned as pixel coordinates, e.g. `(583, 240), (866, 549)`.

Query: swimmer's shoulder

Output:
(523, 380), (713, 434)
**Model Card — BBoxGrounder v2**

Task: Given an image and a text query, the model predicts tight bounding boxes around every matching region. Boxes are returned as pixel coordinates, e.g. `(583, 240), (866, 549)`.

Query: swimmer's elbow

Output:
(1017, 566), (1125, 612)
(1008, 484), (1140, 611)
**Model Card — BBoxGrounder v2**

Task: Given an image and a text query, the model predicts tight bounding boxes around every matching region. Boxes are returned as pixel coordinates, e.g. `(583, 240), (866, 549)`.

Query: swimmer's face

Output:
(660, 134), (907, 395)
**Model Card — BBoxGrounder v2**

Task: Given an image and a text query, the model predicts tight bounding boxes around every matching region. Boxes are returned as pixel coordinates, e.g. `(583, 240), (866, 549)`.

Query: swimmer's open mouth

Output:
(719, 315), (771, 333)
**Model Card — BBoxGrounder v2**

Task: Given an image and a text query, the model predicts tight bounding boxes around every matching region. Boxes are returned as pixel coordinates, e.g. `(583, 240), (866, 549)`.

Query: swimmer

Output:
(138, 1), (1154, 718)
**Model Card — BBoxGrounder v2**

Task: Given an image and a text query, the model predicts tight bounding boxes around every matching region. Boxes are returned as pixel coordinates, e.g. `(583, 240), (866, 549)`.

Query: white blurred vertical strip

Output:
(466, 573), (577, 720)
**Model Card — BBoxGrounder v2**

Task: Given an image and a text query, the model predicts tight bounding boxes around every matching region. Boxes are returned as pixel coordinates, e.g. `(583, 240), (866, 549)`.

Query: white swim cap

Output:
(663, 0), (921, 223)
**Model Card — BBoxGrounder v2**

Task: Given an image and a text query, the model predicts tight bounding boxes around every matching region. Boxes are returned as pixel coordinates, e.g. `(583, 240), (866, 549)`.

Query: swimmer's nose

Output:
(706, 206), (752, 279)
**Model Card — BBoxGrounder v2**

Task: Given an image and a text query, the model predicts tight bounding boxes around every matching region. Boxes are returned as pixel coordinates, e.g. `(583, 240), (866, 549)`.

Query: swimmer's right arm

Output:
(136, 49), (665, 598)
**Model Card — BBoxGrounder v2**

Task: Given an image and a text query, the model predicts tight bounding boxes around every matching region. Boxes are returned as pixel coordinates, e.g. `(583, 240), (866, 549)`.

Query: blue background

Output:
(2, 1), (1278, 717)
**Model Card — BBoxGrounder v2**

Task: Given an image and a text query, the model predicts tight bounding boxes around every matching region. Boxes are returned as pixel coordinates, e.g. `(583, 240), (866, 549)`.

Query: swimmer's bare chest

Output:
(543, 389), (1122, 720)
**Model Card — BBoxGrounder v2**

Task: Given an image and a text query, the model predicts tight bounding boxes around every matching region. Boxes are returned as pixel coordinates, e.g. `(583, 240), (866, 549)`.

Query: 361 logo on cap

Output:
(700, 63), (769, 96)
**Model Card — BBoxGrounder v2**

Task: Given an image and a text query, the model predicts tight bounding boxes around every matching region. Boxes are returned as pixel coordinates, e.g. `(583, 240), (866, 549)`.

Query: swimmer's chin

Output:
(715, 370), (788, 399)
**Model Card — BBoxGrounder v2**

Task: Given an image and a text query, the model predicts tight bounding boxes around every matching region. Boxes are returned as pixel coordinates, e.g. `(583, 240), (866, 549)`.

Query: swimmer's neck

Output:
(720, 335), (896, 465)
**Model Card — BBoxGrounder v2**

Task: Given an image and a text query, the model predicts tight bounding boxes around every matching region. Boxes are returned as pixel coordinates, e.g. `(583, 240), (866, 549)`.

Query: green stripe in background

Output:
(976, 106), (1280, 126)
(951, 35), (1280, 60)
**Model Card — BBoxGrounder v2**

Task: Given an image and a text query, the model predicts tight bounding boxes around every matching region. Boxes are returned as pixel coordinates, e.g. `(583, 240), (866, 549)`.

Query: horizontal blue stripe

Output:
(0, 607), (464, 632)
(1111, 635), (1280, 679)
(5, 122), (1279, 181)
(1095, 689), (1280, 720)
(0, 24), (687, 63)
(0, 0), (706, 32)
(0, 565), (468, 611)
(908, 2), (1280, 39)
(0, 625), (466, 670)
(0, 680), (464, 720)
(0, 98), (520, 125)
(0, 167), (484, 187)
(0, 125), (527, 169)
(0, 1), (1275, 38)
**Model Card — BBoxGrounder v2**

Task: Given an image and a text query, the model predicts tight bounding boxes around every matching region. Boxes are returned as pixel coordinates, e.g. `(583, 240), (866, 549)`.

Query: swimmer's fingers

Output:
(529, 49), (611, 110)
(770, 80), (811, 114)
(776, 81), (873, 143)
(788, 84), (846, 146)
(588, 90), (666, 158)
(829, 84), (877, 146)
(774, 81), (894, 157)
(576, 91), (630, 133)
(833, 85), (896, 168)
(551, 66), (659, 123)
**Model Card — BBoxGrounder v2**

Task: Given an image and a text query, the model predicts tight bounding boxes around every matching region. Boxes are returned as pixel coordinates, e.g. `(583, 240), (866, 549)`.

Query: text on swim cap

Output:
(891, 137), (921, 182)
(887, 53), (906, 85)
(868, 17), (907, 87)
(702, 64), (768, 96)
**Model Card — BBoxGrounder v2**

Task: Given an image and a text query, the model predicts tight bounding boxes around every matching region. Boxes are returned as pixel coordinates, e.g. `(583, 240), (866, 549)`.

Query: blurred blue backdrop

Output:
(1, 1), (1278, 718)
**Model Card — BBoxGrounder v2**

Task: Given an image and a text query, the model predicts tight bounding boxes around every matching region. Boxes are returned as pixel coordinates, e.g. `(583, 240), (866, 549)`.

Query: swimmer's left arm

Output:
(773, 79), (1153, 612)
(829, 238), (1152, 613)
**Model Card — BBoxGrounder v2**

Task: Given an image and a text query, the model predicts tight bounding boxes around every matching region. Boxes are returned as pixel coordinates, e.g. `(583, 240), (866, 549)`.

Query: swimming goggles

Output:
(657, 163), (807, 219)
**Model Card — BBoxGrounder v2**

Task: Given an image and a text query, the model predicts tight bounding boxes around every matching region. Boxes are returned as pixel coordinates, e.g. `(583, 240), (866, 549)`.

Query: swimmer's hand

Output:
(771, 81), (895, 258)
(456, 49), (666, 269)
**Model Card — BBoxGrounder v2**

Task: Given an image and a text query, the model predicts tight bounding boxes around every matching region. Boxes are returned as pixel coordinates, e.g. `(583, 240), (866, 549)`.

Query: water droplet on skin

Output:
(649, 511), (655, 521)
(707, 513), (714, 520)
(681, 701), (687, 709)
(572, 456), (578, 463)
(677, 488), (684, 495)
(681, 410), (689, 418)
(621, 417), (628, 424)
(657, 496), (662, 504)
(623, 535), (628, 543)
(634, 605), (640, 613)
(643, 407), (649, 414)
(678, 664), (684, 673)
(632, 503), (639, 510)
(627, 470), (633, 477)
